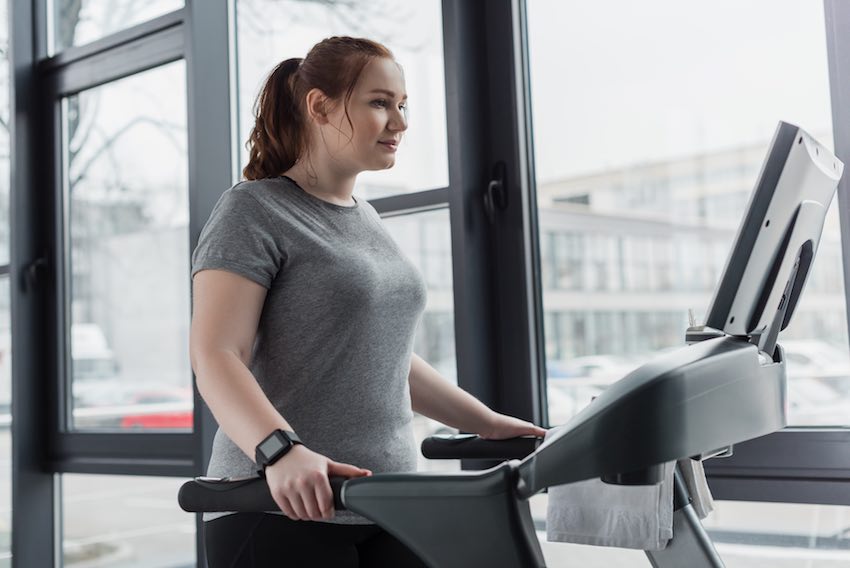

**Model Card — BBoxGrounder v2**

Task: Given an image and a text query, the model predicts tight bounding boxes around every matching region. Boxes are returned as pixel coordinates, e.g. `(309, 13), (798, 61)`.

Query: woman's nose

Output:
(388, 109), (408, 132)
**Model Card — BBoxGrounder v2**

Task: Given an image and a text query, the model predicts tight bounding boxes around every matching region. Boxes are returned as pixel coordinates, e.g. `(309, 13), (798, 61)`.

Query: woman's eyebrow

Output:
(368, 88), (408, 100)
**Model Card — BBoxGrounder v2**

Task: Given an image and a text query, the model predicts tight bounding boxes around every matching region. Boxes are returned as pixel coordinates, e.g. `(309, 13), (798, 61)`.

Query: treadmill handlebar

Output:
(178, 474), (347, 513)
(421, 434), (542, 460)
(178, 436), (542, 514)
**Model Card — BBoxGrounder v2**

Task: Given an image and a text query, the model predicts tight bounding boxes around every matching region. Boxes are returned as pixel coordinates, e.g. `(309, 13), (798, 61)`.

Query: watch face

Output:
(258, 435), (286, 459)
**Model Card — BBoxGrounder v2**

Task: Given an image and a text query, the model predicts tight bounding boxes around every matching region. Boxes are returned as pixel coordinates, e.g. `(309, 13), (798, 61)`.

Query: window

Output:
(62, 474), (194, 566)
(527, 0), (847, 429)
(62, 62), (191, 432)
(235, 0), (448, 197)
(51, 0), (183, 53)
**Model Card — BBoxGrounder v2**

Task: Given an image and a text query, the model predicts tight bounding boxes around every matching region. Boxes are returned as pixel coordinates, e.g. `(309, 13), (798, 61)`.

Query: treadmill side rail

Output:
(343, 461), (546, 568)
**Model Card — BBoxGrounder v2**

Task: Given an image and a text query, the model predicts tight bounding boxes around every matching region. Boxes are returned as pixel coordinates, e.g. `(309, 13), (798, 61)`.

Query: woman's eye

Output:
(371, 99), (388, 108)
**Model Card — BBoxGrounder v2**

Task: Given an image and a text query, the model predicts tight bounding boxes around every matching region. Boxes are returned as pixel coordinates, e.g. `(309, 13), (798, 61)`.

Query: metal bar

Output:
(441, 0), (500, 422)
(42, 8), (184, 70)
(704, 429), (850, 480)
(11, 0), (57, 563)
(54, 432), (195, 458)
(371, 187), (450, 217)
(708, 475), (850, 506)
(186, 0), (238, 564)
(47, 23), (184, 96)
(511, 0), (548, 427)
(440, 0), (545, 450)
(476, 0), (544, 426)
(646, 469), (725, 567)
(646, 505), (725, 568)
(50, 457), (196, 477)
(825, 0), (850, 371)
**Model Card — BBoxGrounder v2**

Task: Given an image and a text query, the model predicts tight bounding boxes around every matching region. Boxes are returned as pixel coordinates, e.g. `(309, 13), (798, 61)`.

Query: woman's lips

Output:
(378, 141), (398, 152)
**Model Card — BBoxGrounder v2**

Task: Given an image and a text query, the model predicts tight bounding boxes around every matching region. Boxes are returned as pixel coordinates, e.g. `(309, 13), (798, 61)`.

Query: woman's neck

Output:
(283, 160), (357, 207)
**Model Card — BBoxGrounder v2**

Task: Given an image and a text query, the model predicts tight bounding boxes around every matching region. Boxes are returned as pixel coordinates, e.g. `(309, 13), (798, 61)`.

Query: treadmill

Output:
(179, 122), (844, 568)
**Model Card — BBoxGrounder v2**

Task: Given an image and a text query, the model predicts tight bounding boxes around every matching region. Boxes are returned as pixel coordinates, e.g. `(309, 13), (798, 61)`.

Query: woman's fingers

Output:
(327, 460), (371, 478)
(314, 475), (335, 520)
(274, 493), (297, 520)
(288, 491), (309, 520)
(298, 478), (323, 520)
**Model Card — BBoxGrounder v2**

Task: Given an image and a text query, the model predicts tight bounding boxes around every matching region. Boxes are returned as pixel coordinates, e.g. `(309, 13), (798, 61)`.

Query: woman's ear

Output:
(305, 88), (331, 125)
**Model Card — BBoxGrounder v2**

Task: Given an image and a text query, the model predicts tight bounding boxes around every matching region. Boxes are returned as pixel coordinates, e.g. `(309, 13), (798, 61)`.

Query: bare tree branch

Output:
(57, 0), (83, 49)
(238, 0), (426, 52)
(69, 115), (186, 190)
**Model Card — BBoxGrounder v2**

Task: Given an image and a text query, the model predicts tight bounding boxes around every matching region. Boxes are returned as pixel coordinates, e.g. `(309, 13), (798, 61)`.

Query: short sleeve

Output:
(191, 188), (285, 289)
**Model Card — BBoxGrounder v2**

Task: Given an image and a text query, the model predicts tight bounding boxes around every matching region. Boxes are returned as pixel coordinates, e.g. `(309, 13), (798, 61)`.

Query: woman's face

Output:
(318, 57), (408, 174)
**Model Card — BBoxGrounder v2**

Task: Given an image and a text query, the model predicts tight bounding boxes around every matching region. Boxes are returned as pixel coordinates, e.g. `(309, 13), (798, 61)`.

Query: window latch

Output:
(23, 255), (47, 291)
(483, 161), (508, 224)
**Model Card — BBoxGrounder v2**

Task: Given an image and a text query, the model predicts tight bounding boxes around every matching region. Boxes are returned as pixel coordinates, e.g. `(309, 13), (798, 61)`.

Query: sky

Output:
(526, 0), (834, 182)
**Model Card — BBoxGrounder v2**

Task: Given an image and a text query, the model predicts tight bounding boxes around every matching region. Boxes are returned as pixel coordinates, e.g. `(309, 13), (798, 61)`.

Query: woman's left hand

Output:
(479, 412), (547, 440)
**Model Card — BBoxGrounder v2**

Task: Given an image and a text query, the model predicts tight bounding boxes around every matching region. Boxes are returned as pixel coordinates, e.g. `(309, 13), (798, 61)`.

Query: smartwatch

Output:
(255, 429), (303, 474)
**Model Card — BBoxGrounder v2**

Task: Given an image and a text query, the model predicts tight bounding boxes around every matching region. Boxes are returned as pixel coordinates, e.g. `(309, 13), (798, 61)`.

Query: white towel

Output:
(678, 457), (714, 519)
(545, 429), (674, 550)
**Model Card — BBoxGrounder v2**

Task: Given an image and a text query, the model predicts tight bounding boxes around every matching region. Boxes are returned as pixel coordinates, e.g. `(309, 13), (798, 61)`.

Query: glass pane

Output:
(0, 278), (10, 567)
(382, 209), (459, 472)
(526, 0), (847, 427)
(52, 0), (183, 53)
(62, 474), (195, 567)
(782, 203), (849, 426)
(236, 0), (449, 198)
(530, 492), (850, 566)
(63, 62), (192, 431)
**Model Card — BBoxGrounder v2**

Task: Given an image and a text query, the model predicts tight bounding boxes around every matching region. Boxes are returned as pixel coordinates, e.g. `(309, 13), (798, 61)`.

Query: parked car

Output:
(119, 386), (193, 430)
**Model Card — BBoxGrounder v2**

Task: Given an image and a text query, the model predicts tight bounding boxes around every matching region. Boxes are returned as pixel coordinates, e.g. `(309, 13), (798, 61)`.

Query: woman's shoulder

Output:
(219, 178), (294, 215)
(225, 178), (282, 200)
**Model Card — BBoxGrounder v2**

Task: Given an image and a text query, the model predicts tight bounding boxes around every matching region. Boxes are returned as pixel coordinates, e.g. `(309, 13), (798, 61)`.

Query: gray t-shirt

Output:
(191, 176), (427, 524)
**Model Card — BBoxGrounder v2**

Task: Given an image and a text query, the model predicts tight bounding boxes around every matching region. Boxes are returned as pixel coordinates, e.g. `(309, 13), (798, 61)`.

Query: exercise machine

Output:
(180, 122), (843, 567)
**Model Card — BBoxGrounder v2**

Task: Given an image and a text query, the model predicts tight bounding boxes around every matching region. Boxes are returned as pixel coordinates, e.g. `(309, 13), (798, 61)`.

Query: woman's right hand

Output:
(264, 445), (372, 521)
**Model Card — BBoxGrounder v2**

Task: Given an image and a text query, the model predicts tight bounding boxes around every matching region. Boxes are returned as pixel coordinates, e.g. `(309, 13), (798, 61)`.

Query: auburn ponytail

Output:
(243, 37), (394, 181)
(243, 58), (304, 180)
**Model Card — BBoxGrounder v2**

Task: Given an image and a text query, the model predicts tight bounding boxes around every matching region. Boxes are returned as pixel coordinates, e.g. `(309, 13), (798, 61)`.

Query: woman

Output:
(190, 36), (546, 567)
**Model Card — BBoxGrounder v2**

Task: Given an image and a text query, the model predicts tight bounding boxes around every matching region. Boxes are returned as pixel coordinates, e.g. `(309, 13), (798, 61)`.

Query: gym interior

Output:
(5, 0), (850, 566)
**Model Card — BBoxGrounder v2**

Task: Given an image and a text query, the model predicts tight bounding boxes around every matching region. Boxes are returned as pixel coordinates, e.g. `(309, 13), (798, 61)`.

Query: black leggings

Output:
(204, 513), (428, 568)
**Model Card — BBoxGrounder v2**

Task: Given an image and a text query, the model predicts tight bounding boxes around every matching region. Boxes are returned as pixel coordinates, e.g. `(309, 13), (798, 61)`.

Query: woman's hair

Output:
(243, 36), (395, 180)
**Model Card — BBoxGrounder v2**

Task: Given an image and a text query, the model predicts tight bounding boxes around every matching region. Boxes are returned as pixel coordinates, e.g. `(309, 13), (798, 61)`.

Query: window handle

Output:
(23, 255), (47, 291)
(483, 161), (508, 224)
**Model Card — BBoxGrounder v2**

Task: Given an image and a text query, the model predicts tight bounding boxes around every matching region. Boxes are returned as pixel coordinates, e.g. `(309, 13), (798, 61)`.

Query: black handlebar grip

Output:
(178, 475), (348, 513)
(421, 434), (542, 460)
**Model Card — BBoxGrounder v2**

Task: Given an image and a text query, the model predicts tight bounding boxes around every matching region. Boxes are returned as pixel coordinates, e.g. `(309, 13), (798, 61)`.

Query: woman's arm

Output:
(190, 269), (370, 521)
(407, 353), (547, 439)
(407, 352), (495, 435)
(190, 269), (294, 458)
